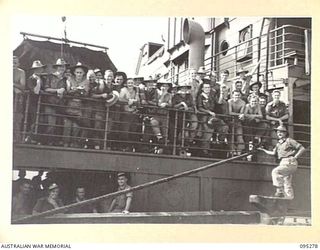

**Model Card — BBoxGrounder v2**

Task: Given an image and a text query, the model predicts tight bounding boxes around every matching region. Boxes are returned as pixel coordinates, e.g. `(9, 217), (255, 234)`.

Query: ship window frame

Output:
(237, 25), (253, 62)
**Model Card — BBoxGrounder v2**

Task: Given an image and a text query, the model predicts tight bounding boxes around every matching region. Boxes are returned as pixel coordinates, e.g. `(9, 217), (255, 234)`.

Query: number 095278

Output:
(300, 244), (318, 248)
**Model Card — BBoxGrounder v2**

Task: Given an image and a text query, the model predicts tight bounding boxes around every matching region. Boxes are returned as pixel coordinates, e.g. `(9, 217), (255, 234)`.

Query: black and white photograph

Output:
(11, 16), (311, 227)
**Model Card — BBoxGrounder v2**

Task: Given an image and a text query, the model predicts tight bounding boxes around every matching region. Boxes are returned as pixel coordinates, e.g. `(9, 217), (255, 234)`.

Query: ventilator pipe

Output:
(183, 19), (205, 71)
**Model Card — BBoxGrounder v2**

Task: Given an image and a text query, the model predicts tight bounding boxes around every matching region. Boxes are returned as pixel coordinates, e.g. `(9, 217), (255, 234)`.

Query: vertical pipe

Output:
(167, 18), (171, 49)
(287, 79), (294, 138)
(181, 111), (186, 148)
(183, 19), (205, 71)
(173, 17), (177, 46)
(172, 110), (178, 155)
(165, 111), (170, 146)
(180, 18), (183, 42)
(282, 28), (285, 65)
(22, 92), (30, 141)
(34, 95), (41, 135)
(265, 18), (274, 91)
(257, 18), (266, 80)
(231, 117), (235, 156)
(304, 29), (311, 75)
(210, 31), (214, 71)
(103, 106), (109, 150)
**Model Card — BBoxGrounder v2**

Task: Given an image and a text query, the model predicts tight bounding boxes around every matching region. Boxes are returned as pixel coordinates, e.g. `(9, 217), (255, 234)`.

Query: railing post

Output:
(34, 94), (42, 135)
(282, 27), (285, 65)
(22, 92), (30, 142)
(231, 116), (235, 156)
(172, 110), (178, 155)
(165, 111), (170, 146)
(235, 46), (238, 71)
(181, 111), (186, 148)
(103, 106), (109, 150)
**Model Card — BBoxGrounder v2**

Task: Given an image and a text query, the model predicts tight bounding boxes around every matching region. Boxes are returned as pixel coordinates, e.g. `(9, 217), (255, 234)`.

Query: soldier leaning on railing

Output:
(43, 58), (69, 146)
(118, 78), (141, 152)
(172, 83), (198, 148)
(265, 89), (289, 149)
(197, 80), (228, 157)
(14, 63), (303, 161)
(63, 63), (91, 148)
(24, 60), (47, 144)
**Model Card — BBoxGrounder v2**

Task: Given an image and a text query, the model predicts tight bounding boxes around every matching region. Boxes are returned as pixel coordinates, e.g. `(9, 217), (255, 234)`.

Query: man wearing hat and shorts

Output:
(148, 81), (172, 145)
(64, 62), (90, 148)
(109, 173), (133, 213)
(43, 58), (69, 145)
(25, 60), (47, 143)
(172, 83), (198, 147)
(258, 125), (305, 198)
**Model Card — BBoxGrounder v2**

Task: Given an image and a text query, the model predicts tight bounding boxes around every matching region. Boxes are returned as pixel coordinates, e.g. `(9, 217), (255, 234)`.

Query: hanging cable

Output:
(60, 16), (67, 58)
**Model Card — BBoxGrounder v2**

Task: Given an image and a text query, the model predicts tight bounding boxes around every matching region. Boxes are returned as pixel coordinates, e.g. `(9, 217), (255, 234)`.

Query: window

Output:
(237, 25), (253, 62)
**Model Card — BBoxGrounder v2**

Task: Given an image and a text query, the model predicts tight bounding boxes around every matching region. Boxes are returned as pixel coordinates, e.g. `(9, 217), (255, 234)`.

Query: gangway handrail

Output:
(13, 150), (254, 224)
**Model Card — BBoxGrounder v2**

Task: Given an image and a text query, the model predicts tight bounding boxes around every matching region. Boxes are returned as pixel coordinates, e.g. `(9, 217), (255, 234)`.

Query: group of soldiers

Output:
(13, 56), (290, 157)
(12, 170), (132, 219)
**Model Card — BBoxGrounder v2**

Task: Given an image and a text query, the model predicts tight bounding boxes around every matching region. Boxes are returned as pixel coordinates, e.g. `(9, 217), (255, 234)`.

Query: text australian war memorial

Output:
(12, 17), (311, 225)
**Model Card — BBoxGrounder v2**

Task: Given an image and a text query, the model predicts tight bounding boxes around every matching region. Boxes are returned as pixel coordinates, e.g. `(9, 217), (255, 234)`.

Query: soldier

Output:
(197, 80), (228, 156)
(218, 70), (232, 94)
(243, 95), (267, 147)
(228, 90), (246, 155)
(25, 60), (47, 144)
(109, 173), (133, 214)
(12, 179), (33, 219)
(90, 69), (118, 149)
(258, 125), (305, 199)
(172, 83), (198, 147)
(43, 58), (69, 145)
(147, 82), (172, 147)
(118, 78), (140, 151)
(93, 68), (104, 82)
(68, 186), (97, 213)
(33, 183), (64, 214)
(265, 90), (289, 147)
(63, 62), (90, 148)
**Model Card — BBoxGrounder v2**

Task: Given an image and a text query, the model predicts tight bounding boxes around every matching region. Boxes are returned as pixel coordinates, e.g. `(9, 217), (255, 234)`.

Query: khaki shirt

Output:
(276, 137), (303, 160)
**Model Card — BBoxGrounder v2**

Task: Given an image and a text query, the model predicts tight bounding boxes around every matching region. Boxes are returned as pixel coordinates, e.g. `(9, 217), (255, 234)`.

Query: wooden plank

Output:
(20, 211), (261, 224)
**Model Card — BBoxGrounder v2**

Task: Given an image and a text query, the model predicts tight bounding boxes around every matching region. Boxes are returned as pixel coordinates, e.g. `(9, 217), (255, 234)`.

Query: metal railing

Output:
(161, 24), (310, 89)
(13, 91), (311, 164)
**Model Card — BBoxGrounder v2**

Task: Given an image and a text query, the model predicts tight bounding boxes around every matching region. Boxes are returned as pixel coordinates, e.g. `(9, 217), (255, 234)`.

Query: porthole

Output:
(220, 40), (229, 56)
